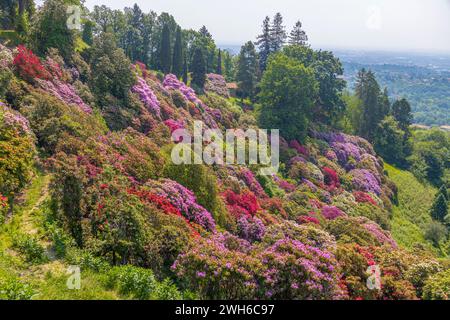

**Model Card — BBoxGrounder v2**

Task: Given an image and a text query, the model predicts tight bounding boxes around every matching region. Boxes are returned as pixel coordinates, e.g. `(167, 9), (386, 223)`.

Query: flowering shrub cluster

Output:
(237, 216), (265, 242)
(0, 103), (32, 135)
(37, 79), (92, 114)
(350, 169), (382, 195)
(321, 205), (346, 220)
(323, 167), (340, 190)
(132, 77), (161, 118)
(358, 218), (397, 248)
(239, 169), (266, 198)
(289, 140), (309, 157)
(163, 74), (202, 105)
(205, 74), (229, 98)
(353, 191), (378, 206)
(13, 45), (51, 82)
(222, 190), (260, 217)
(145, 179), (216, 232)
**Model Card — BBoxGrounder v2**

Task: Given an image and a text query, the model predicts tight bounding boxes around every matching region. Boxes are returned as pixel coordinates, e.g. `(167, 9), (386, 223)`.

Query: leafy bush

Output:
(423, 269), (450, 300)
(0, 277), (35, 300)
(12, 234), (47, 264)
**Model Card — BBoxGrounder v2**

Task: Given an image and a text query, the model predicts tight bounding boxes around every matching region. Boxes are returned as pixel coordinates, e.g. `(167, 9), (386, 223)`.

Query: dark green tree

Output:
(431, 193), (448, 222)
(355, 69), (386, 141)
(182, 56), (188, 84)
(160, 24), (172, 74)
(82, 20), (95, 46)
(191, 47), (206, 91)
(374, 116), (410, 165)
(288, 21), (308, 46)
(216, 49), (222, 75)
(256, 16), (272, 71)
(258, 53), (318, 141)
(30, 0), (75, 61)
(392, 98), (413, 132)
(270, 13), (286, 52)
(172, 27), (183, 77)
(236, 41), (259, 99)
(438, 185), (448, 201)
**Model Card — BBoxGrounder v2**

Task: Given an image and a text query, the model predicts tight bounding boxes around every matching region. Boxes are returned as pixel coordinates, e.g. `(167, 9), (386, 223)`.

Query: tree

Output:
(288, 21), (308, 46)
(236, 41), (259, 99)
(431, 193), (448, 222)
(256, 16), (272, 71)
(281, 46), (346, 123)
(355, 69), (387, 141)
(392, 98), (413, 132)
(374, 116), (410, 165)
(438, 185), (448, 201)
(199, 25), (212, 39)
(160, 24), (172, 74)
(30, 0), (75, 61)
(89, 33), (136, 101)
(270, 13), (286, 52)
(258, 53), (318, 141)
(191, 47), (206, 91)
(172, 27), (183, 77)
(82, 20), (95, 46)
(216, 49), (222, 75)
(182, 56), (188, 84)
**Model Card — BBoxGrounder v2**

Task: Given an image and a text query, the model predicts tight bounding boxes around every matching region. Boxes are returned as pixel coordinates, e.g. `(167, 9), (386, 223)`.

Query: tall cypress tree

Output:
(160, 24), (171, 74)
(256, 16), (272, 71)
(438, 185), (449, 201)
(182, 56), (188, 84)
(172, 27), (183, 77)
(288, 21), (308, 46)
(191, 47), (206, 91)
(270, 13), (286, 52)
(216, 49), (222, 75)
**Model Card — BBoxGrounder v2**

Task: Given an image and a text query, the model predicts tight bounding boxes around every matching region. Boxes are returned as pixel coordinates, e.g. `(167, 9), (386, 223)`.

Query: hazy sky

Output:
(38, 0), (450, 52)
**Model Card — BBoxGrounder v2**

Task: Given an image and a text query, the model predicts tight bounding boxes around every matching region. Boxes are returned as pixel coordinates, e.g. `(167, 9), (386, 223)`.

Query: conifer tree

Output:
(236, 41), (259, 99)
(216, 49), (222, 75)
(191, 47), (206, 91)
(172, 27), (183, 77)
(289, 20), (308, 46)
(160, 24), (171, 74)
(392, 98), (413, 132)
(256, 16), (272, 71)
(270, 12), (286, 52)
(182, 56), (188, 84)
(431, 193), (448, 222)
(438, 185), (448, 201)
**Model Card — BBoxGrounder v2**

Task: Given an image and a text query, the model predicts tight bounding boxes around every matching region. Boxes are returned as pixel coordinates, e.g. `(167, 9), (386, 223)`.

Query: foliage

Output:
(258, 52), (318, 141)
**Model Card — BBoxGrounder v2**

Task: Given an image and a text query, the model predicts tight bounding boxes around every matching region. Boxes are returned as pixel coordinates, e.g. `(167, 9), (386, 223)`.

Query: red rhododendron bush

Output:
(0, 41), (447, 301)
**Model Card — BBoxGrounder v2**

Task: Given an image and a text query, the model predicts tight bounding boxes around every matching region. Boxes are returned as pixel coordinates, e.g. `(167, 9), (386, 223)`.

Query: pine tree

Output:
(256, 16), (272, 71)
(191, 47), (206, 91)
(288, 21), (308, 46)
(199, 25), (212, 39)
(216, 49), (222, 75)
(355, 69), (386, 141)
(270, 13), (286, 52)
(172, 27), (183, 77)
(160, 24), (171, 74)
(236, 41), (259, 99)
(431, 193), (448, 222)
(438, 185), (448, 201)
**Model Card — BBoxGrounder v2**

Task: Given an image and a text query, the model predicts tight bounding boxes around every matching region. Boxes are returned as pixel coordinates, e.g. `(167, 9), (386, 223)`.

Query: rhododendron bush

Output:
(13, 45), (50, 82)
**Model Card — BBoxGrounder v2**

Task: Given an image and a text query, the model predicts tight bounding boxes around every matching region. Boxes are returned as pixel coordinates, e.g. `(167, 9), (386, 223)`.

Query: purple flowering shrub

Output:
(145, 179), (216, 232)
(350, 169), (382, 195)
(237, 216), (265, 242)
(205, 74), (230, 98)
(132, 76), (161, 118)
(163, 74), (202, 105)
(37, 79), (92, 114)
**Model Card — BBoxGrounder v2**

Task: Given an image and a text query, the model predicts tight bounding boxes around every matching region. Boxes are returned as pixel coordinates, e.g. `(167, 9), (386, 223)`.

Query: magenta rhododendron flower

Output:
(321, 206), (346, 220)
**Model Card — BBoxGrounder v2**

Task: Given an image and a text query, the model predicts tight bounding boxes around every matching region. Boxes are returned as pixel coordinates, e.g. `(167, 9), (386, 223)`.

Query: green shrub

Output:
(12, 234), (47, 264)
(423, 269), (450, 300)
(0, 277), (35, 300)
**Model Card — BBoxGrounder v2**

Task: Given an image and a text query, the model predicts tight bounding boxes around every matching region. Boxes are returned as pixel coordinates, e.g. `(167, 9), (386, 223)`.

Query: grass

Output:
(385, 164), (439, 253)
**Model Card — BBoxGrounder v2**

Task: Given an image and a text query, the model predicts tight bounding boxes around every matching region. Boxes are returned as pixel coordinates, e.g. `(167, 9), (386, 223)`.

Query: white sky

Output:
(38, 0), (450, 53)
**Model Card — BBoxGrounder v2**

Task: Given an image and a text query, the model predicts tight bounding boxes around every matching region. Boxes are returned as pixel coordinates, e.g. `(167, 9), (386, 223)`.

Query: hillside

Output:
(1, 38), (449, 301)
